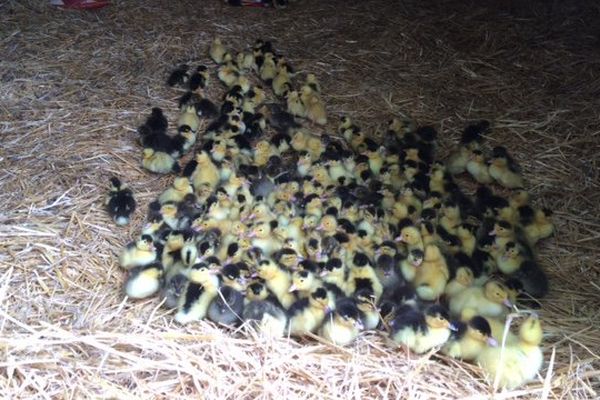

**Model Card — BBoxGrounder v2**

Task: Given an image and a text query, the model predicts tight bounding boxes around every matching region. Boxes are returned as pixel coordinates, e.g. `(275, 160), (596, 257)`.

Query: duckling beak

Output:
(448, 322), (459, 332)
(503, 299), (514, 308)
(355, 320), (364, 330)
(489, 229), (497, 236)
(394, 235), (404, 243)
(288, 284), (298, 293)
(319, 270), (328, 277)
(487, 337), (499, 347)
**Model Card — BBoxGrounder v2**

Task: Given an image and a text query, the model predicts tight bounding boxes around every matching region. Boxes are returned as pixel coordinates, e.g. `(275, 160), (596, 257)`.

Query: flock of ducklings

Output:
(106, 38), (555, 390)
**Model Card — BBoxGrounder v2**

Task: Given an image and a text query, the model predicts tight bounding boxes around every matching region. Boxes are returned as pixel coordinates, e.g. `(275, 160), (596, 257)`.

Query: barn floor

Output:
(1, 0), (599, 398)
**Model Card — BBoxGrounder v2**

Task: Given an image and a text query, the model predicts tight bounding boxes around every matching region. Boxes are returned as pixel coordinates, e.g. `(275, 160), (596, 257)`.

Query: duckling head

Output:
(519, 315), (543, 346)
(424, 305), (454, 330)
(484, 280), (513, 308)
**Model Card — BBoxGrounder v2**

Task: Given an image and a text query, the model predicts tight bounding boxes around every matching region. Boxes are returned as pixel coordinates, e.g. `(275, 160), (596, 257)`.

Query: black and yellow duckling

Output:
(347, 252), (383, 302)
(175, 262), (221, 324)
(287, 287), (331, 336)
(124, 262), (164, 299)
(390, 304), (456, 354)
(167, 64), (190, 87)
(477, 314), (544, 389)
(442, 316), (497, 361)
(319, 297), (363, 346)
(106, 177), (136, 226)
(255, 258), (294, 308)
(119, 234), (157, 270)
(289, 269), (322, 299)
(399, 248), (425, 282)
(188, 65), (209, 92)
(354, 288), (380, 331)
(446, 120), (488, 175)
(466, 149), (492, 184)
(518, 205), (554, 245)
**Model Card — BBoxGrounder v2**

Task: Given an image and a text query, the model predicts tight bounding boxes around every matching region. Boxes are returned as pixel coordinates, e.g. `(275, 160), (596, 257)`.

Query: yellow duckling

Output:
(477, 315), (544, 390)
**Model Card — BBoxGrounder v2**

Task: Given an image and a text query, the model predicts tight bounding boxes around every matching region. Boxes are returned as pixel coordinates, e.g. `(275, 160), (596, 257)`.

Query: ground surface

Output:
(1, 0), (599, 398)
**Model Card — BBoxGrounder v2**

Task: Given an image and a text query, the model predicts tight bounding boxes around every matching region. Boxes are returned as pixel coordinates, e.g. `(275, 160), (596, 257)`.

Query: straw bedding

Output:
(1, 0), (599, 398)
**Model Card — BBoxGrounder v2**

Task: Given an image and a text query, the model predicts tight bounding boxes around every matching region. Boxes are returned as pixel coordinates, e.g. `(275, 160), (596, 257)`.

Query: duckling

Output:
(162, 271), (188, 309)
(456, 223), (477, 256)
(320, 258), (350, 296)
(142, 148), (180, 174)
(158, 177), (193, 205)
(106, 177), (136, 226)
(519, 206), (554, 245)
(444, 266), (475, 298)
(466, 149), (492, 184)
(442, 316), (497, 361)
(188, 65), (209, 92)
(209, 38), (227, 64)
(159, 203), (181, 230)
(319, 298), (363, 346)
(347, 252), (383, 302)
(178, 105), (200, 134)
(439, 201), (462, 234)
(446, 120), (488, 175)
(248, 222), (282, 256)
(188, 151), (221, 191)
(289, 269), (322, 299)
(208, 285), (245, 327)
(489, 146), (524, 189)
(256, 258), (294, 308)
(510, 259), (548, 299)
(259, 53), (277, 82)
(167, 64), (190, 87)
(236, 51), (255, 72)
(304, 73), (321, 93)
(449, 280), (513, 320)
(495, 241), (528, 275)
(272, 64), (292, 97)
(304, 93), (327, 125)
(123, 262), (164, 299)
(399, 248), (424, 282)
(287, 287), (331, 336)
(374, 241), (403, 291)
(477, 315), (544, 390)
(286, 90), (306, 118)
(119, 235), (157, 270)
(175, 262), (221, 324)
(218, 61), (240, 87)
(395, 220), (424, 254)
(354, 289), (380, 330)
(243, 281), (288, 338)
(390, 304), (455, 354)
(413, 244), (449, 301)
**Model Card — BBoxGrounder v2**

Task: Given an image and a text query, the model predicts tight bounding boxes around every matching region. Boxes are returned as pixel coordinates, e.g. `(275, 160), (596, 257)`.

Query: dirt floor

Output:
(1, 0), (599, 398)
